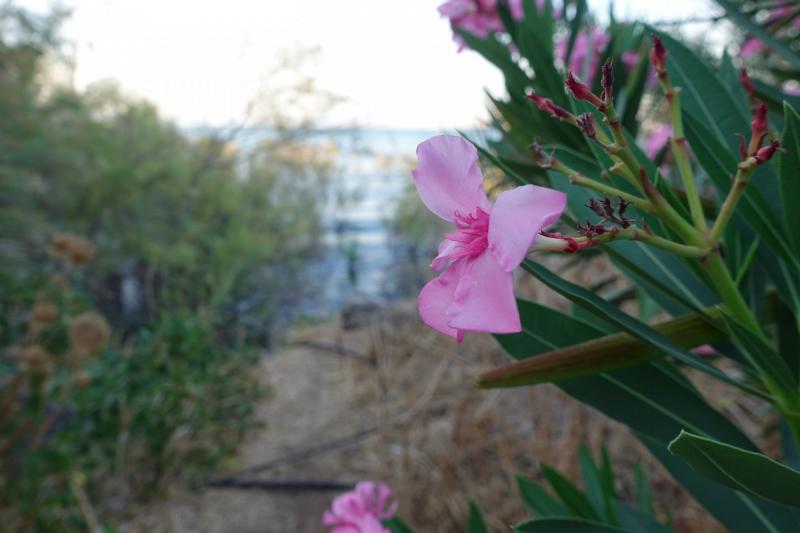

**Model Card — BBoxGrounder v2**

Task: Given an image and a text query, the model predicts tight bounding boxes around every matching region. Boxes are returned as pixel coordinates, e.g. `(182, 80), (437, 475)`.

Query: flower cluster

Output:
(438, 0), (533, 51)
(323, 481), (398, 533)
(741, 1), (800, 58)
(555, 27), (610, 83)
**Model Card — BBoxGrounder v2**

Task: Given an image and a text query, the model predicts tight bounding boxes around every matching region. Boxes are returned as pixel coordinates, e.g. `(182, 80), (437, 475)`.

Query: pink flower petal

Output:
(438, 0), (474, 18)
(509, 0), (524, 20)
(412, 135), (491, 222)
(419, 261), (466, 340)
(446, 251), (520, 333)
(644, 125), (673, 159)
(488, 184), (566, 271)
(741, 37), (764, 58)
(356, 516), (390, 533)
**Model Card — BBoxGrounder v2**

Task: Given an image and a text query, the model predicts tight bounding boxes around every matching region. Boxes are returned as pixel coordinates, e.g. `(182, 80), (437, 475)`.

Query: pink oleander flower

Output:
(741, 37), (765, 59)
(413, 135), (566, 342)
(693, 344), (717, 356)
(323, 481), (398, 533)
(644, 125), (673, 159)
(622, 50), (640, 71)
(741, 1), (800, 58)
(438, 0), (534, 51)
(556, 27), (610, 83)
(784, 83), (800, 96)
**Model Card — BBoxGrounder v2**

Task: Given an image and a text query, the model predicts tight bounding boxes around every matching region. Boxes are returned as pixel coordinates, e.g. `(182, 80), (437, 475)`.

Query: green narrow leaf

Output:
(521, 260), (769, 399)
(615, 502), (671, 533)
(564, 0), (587, 70)
(654, 30), (783, 212)
(549, 161), (719, 317)
(384, 517), (415, 533)
(517, 475), (574, 517)
(782, 419), (800, 471)
(468, 501), (489, 533)
(541, 464), (600, 520)
(721, 312), (796, 393)
(634, 463), (654, 515)
(753, 78), (800, 113)
(497, 301), (800, 530)
(598, 448), (616, 501)
(620, 42), (649, 135)
(776, 301), (800, 387)
(683, 112), (800, 274)
(643, 433), (800, 532)
(719, 50), (750, 109)
(669, 430), (800, 507)
(579, 446), (617, 524)
(514, 518), (627, 533)
(779, 102), (800, 255)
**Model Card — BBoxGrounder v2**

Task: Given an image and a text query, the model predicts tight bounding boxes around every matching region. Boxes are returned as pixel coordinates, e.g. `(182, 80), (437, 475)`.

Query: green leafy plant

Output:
(0, 244), (264, 531)
(421, 0), (800, 530)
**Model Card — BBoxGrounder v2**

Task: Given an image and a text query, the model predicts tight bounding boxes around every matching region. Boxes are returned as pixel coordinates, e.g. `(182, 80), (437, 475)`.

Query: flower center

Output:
(433, 208), (490, 270)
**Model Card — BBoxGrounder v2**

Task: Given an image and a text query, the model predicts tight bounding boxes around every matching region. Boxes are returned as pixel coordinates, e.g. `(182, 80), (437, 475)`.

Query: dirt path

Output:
(123, 327), (378, 532)
(124, 296), (724, 532)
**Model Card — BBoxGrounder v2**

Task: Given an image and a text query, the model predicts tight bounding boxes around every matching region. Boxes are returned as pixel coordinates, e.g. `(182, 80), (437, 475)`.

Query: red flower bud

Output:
(576, 113), (597, 138)
(739, 68), (756, 104)
(650, 35), (666, 75)
(736, 133), (748, 160)
(600, 58), (614, 103)
(566, 72), (604, 109)
(755, 139), (781, 164)
(752, 100), (767, 135)
(526, 93), (574, 121)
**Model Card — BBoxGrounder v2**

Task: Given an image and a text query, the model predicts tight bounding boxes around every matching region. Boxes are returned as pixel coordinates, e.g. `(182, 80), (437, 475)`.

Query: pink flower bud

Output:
(566, 72), (604, 109)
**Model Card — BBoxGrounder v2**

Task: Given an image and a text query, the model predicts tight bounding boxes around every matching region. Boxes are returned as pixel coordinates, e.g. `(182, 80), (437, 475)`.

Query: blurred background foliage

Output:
(0, 3), (341, 529)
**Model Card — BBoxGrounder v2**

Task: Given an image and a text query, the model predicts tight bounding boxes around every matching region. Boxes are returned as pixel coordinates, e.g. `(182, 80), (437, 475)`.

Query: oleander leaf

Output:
(669, 430), (800, 508)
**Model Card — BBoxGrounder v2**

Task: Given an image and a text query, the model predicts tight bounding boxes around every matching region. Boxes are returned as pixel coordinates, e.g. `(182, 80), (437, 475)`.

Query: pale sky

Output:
(21, 0), (711, 129)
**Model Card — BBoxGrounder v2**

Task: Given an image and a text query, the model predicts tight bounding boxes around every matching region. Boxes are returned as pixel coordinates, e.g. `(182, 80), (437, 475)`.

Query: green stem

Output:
(708, 163), (755, 245)
(704, 251), (761, 333)
(590, 116), (644, 193)
(785, 413), (800, 451)
(639, 170), (708, 248)
(556, 165), (653, 213)
(586, 226), (708, 258)
(600, 103), (706, 248)
(665, 87), (707, 232)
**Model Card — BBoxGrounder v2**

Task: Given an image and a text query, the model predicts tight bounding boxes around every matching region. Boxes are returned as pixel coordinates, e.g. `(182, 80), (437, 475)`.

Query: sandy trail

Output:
(124, 296), (728, 532)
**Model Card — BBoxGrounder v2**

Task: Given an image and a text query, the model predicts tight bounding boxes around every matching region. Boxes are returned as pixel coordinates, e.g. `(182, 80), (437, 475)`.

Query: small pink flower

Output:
(413, 135), (566, 342)
(438, 0), (530, 51)
(556, 27), (610, 83)
(693, 344), (716, 356)
(323, 481), (398, 533)
(644, 125), (673, 159)
(784, 83), (800, 96)
(621, 50), (640, 72)
(741, 37), (765, 59)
